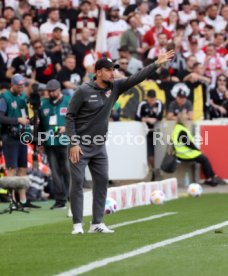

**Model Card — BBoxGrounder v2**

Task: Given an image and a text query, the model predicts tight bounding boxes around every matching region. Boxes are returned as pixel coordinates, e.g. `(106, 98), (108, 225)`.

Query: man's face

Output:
(176, 96), (187, 106)
(206, 45), (215, 56)
(204, 27), (214, 38)
(119, 50), (128, 59)
(12, 84), (24, 94)
(119, 58), (128, 70)
(110, 10), (119, 20)
(81, 28), (90, 40)
(53, 30), (62, 40)
(33, 43), (44, 55)
(221, 6), (228, 20)
(214, 35), (224, 46)
(12, 20), (21, 32)
(158, 34), (167, 47)
(3, 8), (15, 20)
(154, 16), (163, 27)
(97, 67), (114, 84)
(80, 3), (91, 14)
(208, 5), (218, 18)
(191, 22), (199, 33)
(187, 56), (196, 68)
(48, 89), (61, 100)
(20, 45), (29, 57)
(129, 17), (138, 29)
(0, 18), (6, 30)
(49, 10), (59, 22)
(0, 40), (7, 51)
(23, 15), (32, 26)
(65, 58), (76, 71)
(147, 97), (156, 106)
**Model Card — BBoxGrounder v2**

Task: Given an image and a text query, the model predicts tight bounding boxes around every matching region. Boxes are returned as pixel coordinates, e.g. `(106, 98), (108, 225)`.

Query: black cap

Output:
(147, 90), (156, 98)
(95, 57), (119, 71)
(177, 90), (187, 98)
(118, 45), (129, 52)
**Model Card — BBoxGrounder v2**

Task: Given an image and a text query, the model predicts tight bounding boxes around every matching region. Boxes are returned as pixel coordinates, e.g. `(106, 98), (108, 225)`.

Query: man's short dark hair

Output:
(0, 37), (8, 42)
(10, 17), (20, 25)
(48, 7), (59, 15)
(32, 39), (43, 46)
(22, 13), (32, 20)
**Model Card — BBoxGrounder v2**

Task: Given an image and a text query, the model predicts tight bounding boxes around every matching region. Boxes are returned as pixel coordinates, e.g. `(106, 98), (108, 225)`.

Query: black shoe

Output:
(50, 202), (66, 210)
(212, 176), (226, 185)
(204, 180), (218, 187)
(21, 200), (41, 208)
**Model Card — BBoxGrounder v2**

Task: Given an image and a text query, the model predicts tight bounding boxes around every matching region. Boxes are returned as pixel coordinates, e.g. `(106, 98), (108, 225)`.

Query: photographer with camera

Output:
(0, 73), (40, 209)
(39, 79), (71, 209)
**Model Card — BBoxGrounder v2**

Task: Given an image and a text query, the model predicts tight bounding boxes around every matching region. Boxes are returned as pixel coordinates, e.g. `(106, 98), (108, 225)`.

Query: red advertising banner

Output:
(200, 125), (228, 179)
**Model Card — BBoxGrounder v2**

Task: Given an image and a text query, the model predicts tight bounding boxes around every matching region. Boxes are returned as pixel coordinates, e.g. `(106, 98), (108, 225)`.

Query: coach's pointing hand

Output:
(156, 50), (175, 65)
(69, 145), (84, 164)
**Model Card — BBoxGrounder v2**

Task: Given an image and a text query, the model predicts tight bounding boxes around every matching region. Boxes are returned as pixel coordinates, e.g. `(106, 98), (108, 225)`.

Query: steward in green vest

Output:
(39, 79), (71, 210)
(39, 94), (70, 146)
(0, 90), (30, 137)
(171, 111), (225, 187)
(0, 73), (41, 209)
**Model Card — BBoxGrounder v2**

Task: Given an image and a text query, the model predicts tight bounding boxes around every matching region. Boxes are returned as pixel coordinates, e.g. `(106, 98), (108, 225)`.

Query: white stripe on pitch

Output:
(109, 212), (177, 229)
(57, 220), (228, 276)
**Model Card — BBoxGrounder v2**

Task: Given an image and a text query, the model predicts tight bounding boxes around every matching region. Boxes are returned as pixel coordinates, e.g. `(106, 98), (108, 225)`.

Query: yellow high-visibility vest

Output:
(171, 124), (201, 160)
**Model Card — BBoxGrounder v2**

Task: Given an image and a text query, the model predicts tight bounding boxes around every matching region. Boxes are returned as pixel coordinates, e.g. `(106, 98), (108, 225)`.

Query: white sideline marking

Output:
(57, 221), (228, 276)
(109, 212), (177, 229)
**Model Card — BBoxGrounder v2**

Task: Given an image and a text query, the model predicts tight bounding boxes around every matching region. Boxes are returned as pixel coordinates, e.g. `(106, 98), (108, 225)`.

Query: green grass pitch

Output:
(0, 194), (228, 276)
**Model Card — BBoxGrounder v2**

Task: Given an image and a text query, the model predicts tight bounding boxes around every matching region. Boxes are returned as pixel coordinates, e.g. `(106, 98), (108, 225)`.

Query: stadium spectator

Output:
(171, 111), (225, 186)
(2, 6), (16, 25)
(162, 10), (179, 35)
(136, 89), (163, 180)
(118, 45), (143, 74)
(147, 32), (168, 60)
(184, 62), (211, 84)
(0, 74), (40, 208)
(203, 43), (227, 87)
(183, 36), (206, 64)
(209, 74), (228, 119)
(73, 0), (97, 44)
(143, 14), (172, 48)
(57, 55), (81, 97)
(6, 43), (32, 80)
(0, 37), (9, 84)
(214, 33), (228, 56)
(204, 4), (225, 33)
(120, 0), (137, 18)
(167, 90), (193, 120)
(106, 6), (128, 61)
(0, 17), (7, 37)
(39, 79), (71, 209)
(72, 27), (95, 78)
(120, 13), (145, 59)
(88, 0), (100, 19)
(3, 17), (30, 45)
(40, 8), (69, 43)
(200, 24), (215, 47)
(21, 13), (40, 41)
(178, 55), (196, 80)
(136, 0), (153, 34)
(28, 39), (59, 85)
(44, 26), (72, 69)
(5, 32), (20, 65)
(149, 0), (171, 24)
(220, 4), (228, 31)
(59, 0), (78, 36)
(110, 102), (121, 122)
(178, 0), (197, 25)
(116, 57), (131, 76)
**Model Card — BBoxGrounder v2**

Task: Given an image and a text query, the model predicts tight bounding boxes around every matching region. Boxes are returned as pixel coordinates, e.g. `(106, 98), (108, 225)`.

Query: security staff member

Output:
(136, 90), (163, 181)
(171, 111), (225, 187)
(66, 50), (174, 234)
(39, 79), (71, 209)
(0, 74), (40, 208)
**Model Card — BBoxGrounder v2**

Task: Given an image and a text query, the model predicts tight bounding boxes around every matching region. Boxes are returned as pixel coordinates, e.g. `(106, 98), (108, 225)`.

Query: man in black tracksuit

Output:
(65, 50), (174, 234)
